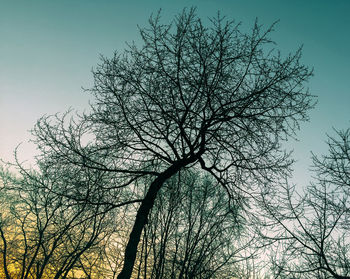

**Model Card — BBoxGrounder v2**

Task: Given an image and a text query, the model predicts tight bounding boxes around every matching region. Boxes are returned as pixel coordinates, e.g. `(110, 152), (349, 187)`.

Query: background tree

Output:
(0, 161), (114, 279)
(104, 170), (255, 279)
(261, 129), (350, 279)
(30, 8), (315, 278)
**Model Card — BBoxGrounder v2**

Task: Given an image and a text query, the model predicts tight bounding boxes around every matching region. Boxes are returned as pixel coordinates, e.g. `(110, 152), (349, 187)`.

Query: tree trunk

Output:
(117, 156), (198, 279)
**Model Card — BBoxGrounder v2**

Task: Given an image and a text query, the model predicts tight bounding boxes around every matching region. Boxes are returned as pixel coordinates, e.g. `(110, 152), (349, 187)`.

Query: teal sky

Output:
(1, 0), (349, 186)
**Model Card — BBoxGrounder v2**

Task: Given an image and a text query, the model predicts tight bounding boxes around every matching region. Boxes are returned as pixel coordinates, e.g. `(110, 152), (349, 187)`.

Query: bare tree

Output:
(0, 162), (113, 279)
(29, 8), (314, 279)
(261, 129), (350, 279)
(131, 170), (253, 279)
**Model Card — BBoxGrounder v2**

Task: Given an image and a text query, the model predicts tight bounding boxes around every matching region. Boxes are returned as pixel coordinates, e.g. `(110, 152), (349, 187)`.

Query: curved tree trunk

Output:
(117, 156), (199, 279)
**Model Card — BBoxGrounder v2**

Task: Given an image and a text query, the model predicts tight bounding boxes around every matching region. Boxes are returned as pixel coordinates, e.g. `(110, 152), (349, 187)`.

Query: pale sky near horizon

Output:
(1, 0), (349, 187)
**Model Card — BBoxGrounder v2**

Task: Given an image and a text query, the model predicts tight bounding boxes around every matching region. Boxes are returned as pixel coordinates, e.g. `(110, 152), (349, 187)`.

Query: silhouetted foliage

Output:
(25, 7), (314, 279)
(261, 129), (350, 279)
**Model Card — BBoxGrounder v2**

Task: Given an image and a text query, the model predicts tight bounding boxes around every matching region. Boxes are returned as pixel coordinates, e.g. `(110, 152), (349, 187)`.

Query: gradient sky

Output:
(1, 0), (349, 186)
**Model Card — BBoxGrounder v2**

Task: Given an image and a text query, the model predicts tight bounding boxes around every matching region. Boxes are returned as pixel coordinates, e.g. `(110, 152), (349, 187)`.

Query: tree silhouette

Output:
(137, 171), (243, 279)
(261, 129), (350, 279)
(30, 8), (315, 279)
(104, 170), (254, 279)
(0, 162), (113, 279)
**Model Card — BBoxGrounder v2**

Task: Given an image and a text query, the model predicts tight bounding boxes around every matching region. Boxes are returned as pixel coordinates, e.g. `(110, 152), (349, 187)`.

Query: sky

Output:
(0, 0), (349, 187)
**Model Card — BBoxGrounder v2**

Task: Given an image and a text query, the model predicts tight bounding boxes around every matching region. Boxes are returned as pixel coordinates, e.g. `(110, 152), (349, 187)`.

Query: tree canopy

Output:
(261, 129), (350, 279)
